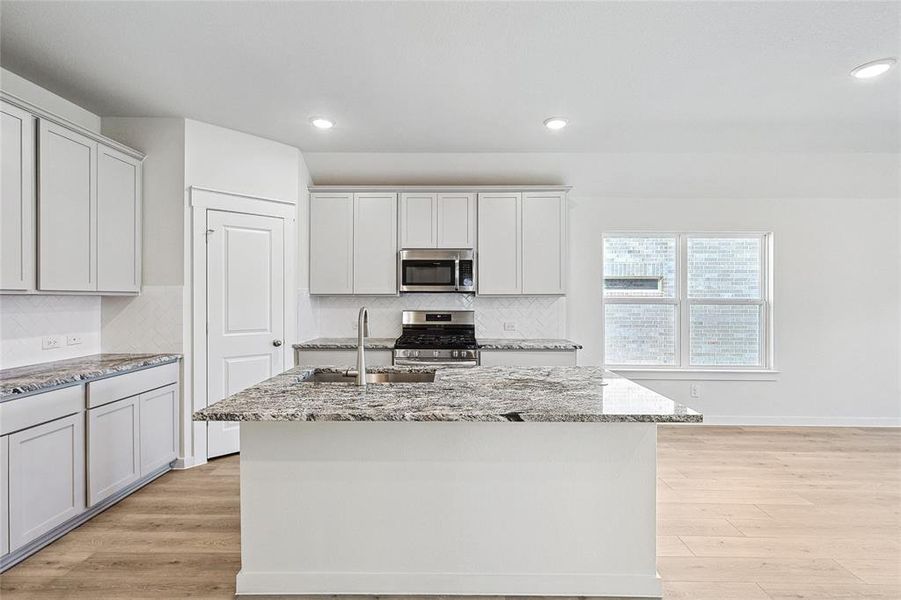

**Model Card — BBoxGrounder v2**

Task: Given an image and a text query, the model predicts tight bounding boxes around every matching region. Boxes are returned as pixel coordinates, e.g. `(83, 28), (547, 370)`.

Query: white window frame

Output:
(602, 231), (776, 379)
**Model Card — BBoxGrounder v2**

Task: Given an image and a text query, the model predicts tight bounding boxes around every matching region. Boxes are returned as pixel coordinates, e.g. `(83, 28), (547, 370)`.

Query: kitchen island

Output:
(195, 366), (700, 599)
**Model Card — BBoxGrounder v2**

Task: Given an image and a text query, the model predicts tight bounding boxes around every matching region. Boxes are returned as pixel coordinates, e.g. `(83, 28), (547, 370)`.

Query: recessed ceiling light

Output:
(310, 117), (334, 129)
(850, 58), (896, 79)
(543, 117), (568, 130)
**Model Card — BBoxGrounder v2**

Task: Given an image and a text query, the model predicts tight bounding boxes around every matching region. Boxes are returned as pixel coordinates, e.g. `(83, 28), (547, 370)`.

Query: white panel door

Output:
(399, 193), (437, 248)
(38, 121), (97, 291)
(97, 144), (142, 293)
(8, 413), (85, 551)
(477, 193), (521, 295)
(139, 383), (178, 475)
(522, 192), (566, 294)
(207, 210), (285, 458)
(353, 193), (397, 294)
(1, 102), (36, 291)
(1, 435), (8, 556)
(437, 193), (476, 248)
(309, 193), (353, 294)
(87, 397), (140, 506)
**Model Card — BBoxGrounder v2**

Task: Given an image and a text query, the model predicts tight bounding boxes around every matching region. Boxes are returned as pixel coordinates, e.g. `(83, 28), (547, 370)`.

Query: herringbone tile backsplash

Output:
(0, 294), (102, 369)
(309, 293), (566, 339)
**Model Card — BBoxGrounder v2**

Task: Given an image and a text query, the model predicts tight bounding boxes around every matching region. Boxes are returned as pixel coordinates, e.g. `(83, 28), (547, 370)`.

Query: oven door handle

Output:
(393, 359), (479, 367)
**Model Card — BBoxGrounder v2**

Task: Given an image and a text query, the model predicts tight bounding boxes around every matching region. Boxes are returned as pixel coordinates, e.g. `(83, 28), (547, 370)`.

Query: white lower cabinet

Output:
(7, 413), (85, 552)
(480, 350), (578, 367)
(295, 349), (393, 368)
(1, 435), (8, 557)
(87, 396), (140, 507)
(139, 384), (178, 476)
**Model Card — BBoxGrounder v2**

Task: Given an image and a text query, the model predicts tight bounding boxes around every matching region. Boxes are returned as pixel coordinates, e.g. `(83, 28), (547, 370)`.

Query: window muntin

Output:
(603, 232), (770, 370)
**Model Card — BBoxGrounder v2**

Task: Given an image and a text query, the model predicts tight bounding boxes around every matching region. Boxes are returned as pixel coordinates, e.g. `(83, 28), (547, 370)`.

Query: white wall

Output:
(305, 151), (901, 425)
(185, 119), (299, 202)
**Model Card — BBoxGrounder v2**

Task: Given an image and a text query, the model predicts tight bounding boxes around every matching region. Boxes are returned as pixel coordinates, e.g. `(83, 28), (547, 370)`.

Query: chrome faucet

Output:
(356, 306), (369, 387)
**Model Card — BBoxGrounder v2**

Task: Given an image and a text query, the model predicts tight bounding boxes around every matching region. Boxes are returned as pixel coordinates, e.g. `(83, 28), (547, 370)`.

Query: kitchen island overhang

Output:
(195, 366), (701, 599)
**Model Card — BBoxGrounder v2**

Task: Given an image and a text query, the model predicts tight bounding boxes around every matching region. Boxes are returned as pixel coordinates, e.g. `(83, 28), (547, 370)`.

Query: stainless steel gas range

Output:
(392, 310), (479, 367)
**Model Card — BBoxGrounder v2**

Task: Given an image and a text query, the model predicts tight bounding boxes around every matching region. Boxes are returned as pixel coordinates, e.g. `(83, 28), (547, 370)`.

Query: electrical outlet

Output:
(689, 384), (701, 399)
(67, 335), (83, 346)
(503, 322), (517, 332)
(42, 335), (61, 350)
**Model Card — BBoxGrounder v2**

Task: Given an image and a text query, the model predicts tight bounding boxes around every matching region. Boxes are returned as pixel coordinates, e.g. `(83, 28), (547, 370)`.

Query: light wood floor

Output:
(1, 426), (898, 599)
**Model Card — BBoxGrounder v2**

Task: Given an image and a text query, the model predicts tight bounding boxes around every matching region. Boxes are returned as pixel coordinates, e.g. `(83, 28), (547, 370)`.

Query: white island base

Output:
(236, 421), (660, 598)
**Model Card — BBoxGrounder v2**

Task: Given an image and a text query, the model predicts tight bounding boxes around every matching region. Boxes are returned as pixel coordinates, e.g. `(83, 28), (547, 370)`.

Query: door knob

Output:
(273, 340), (283, 347)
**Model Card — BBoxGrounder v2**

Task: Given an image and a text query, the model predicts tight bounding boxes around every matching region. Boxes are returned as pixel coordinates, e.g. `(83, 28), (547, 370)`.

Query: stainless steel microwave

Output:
(398, 249), (475, 293)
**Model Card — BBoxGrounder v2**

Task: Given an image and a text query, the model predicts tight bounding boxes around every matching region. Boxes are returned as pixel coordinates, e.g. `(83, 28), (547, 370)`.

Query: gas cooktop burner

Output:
(394, 333), (478, 350)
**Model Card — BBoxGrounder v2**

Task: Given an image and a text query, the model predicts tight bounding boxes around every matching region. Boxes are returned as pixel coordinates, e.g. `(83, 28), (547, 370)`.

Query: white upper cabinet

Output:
(399, 192), (476, 249)
(436, 193), (476, 248)
(353, 193), (397, 294)
(522, 192), (566, 294)
(478, 191), (566, 296)
(477, 193), (521, 295)
(38, 121), (98, 292)
(399, 193), (437, 248)
(1, 101), (36, 291)
(97, 145), (142, 293)
(310, 193), (354, 294)
(310, 192), (397, 295)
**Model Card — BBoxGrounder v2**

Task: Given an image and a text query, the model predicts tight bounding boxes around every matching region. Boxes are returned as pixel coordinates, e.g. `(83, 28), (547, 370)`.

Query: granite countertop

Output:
(477, 339), (582, 350)
(293, 337), (397, 350)
(194, 365), (701, 424)
(1, 353), (182, 400)
(293, 338), (582, 351)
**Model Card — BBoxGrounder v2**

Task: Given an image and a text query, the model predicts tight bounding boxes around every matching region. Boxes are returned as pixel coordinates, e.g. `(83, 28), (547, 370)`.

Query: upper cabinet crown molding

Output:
(0, 91), (144, 161)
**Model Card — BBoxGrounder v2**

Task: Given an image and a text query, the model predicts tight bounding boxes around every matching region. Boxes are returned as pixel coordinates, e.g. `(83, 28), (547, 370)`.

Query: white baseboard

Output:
(235, 570), (662, 598)
(173, 455), (208, 470)
(702, 415), (901, 427)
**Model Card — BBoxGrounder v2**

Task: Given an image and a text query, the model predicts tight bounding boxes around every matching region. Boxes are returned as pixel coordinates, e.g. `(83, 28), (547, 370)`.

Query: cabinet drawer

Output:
(0, 385), (84, 436)
(87, 362), (178, 409)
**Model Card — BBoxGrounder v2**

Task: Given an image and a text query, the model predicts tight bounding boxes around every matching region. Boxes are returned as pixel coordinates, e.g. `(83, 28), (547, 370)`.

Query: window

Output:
(603, 233), (771, 370)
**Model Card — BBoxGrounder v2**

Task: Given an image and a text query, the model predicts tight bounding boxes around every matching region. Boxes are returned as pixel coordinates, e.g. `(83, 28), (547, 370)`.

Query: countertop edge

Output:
(1, 354), (182, 401)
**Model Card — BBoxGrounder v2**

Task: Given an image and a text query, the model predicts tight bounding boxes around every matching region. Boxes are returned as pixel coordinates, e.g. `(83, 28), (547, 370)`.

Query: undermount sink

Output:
(299, 371), (436, 384)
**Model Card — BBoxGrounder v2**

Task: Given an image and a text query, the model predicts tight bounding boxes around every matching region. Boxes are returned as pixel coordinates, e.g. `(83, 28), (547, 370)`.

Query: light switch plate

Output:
(690, 384), (701, 399)
(67, 335), (83, 346)
(503, 322), (517, 332)
(42, 335), (61, 350)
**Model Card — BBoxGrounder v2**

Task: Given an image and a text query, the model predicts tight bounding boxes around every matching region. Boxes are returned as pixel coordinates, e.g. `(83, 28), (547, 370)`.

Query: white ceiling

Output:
(1, 1), (898, 153)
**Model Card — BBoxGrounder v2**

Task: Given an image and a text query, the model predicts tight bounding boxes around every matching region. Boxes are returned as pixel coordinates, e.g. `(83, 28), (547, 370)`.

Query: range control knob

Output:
(452, 350), (459, 358)
(433, 350), (440, 357)
(412, 350), (419, 358)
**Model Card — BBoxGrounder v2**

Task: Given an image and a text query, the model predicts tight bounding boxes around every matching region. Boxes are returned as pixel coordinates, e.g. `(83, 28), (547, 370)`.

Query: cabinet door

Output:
(437, 193), (476, 248)
(87, 396), (140, 506)
(522, 192), (566, 294)
(1, 435), (8, 556)
(309, 193), (354, 294)
(38, 121), (98, 291)
(399, 193), (437, 248)
(8, 413), (85, 551)
(353, 193), (397, 294)
(477, 193), (521, 295)
(139, 384), (178, 476)
(1, 102), (36, 291)
(97, 144), (142, 293)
